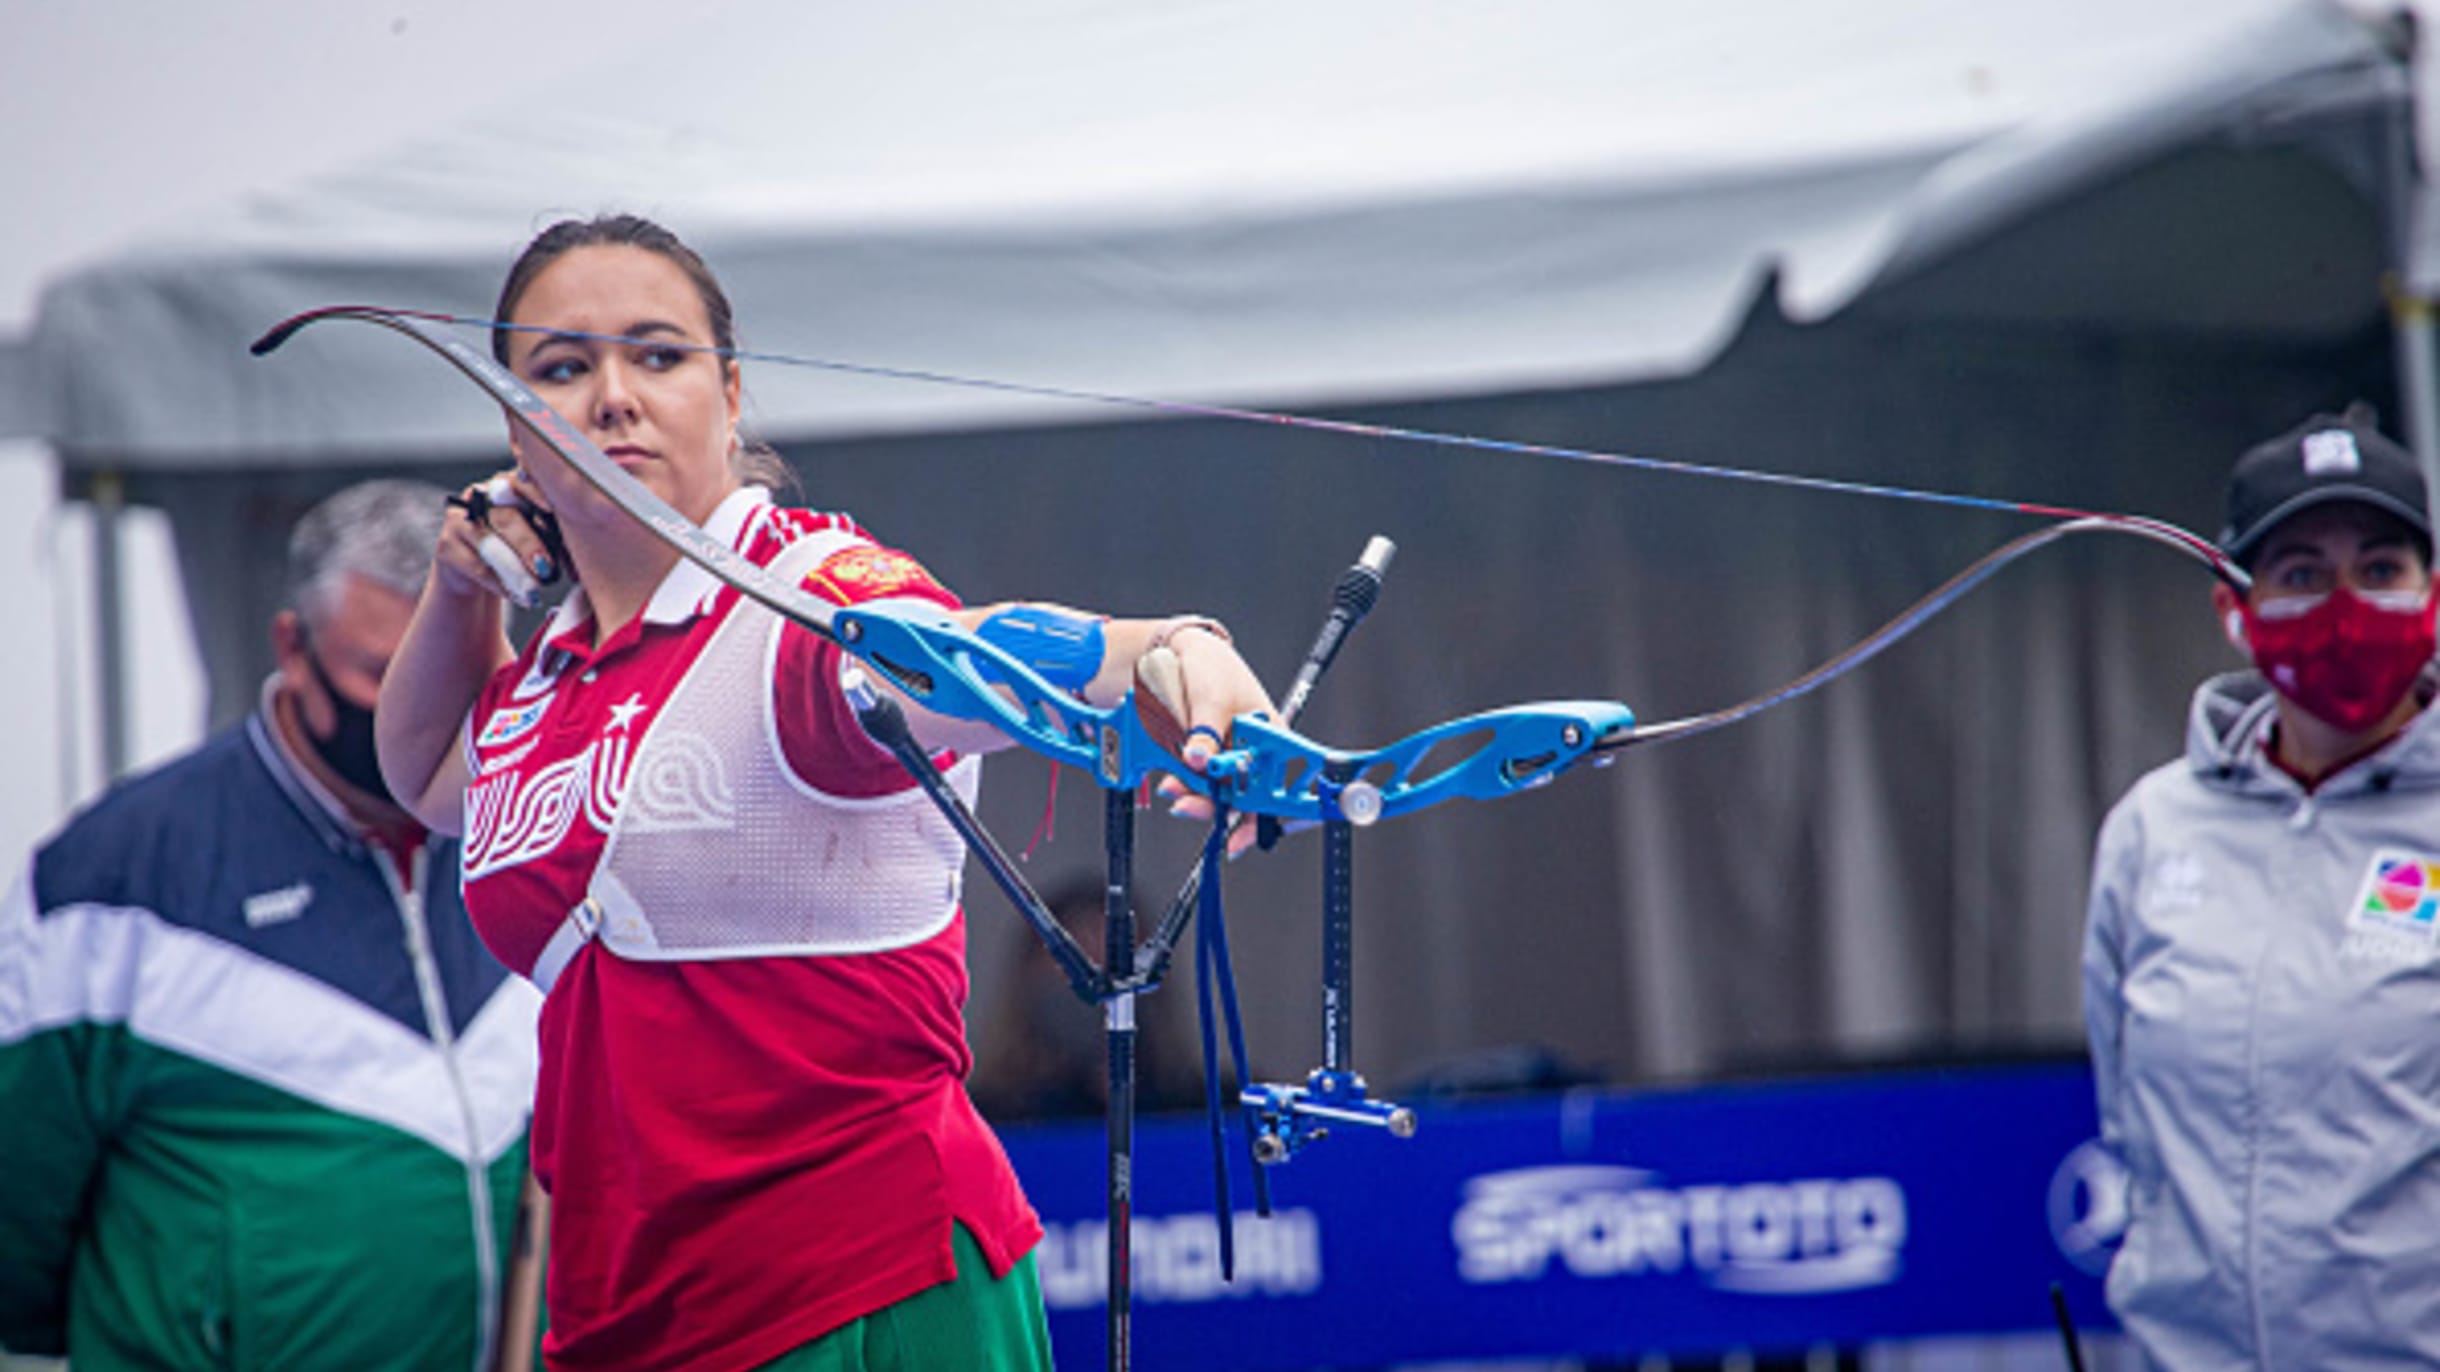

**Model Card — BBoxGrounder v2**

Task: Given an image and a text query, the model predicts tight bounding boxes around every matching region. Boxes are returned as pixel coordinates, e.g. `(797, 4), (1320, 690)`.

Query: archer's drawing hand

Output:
(441, 470), (565, 610)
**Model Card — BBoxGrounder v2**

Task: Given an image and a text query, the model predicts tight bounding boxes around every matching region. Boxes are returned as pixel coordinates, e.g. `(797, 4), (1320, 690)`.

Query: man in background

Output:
(0, 479), (539, 1371)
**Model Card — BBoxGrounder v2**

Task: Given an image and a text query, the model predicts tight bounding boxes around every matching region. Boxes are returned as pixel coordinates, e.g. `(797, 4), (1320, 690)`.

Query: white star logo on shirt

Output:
(606, 694), (649, 733)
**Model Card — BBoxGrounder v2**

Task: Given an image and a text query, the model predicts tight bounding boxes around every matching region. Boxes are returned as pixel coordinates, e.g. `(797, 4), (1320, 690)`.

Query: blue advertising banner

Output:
(998, 1059), (2126, 1370)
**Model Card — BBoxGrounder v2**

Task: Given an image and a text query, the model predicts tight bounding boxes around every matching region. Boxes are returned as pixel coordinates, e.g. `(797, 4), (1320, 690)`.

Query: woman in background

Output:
(2083, 407), (2440, 1370)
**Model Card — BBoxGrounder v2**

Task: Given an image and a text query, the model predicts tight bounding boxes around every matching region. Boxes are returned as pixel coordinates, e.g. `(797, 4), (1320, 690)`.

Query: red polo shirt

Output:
(460, 489), (1040, 1372)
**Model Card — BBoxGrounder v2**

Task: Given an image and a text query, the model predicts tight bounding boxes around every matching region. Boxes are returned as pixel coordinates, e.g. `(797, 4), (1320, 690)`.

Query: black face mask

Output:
(301, 642), (393, 804)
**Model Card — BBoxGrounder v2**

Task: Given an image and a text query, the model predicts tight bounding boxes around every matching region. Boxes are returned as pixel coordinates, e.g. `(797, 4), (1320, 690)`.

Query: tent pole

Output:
(2387, 17), (2440, 528)
(90, 467), (130, 781)
(2397, 293), (2440, 499)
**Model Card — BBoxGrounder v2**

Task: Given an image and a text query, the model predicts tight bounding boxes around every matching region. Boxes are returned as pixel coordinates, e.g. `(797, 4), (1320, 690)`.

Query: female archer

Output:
(375, 213), (1276, 1372)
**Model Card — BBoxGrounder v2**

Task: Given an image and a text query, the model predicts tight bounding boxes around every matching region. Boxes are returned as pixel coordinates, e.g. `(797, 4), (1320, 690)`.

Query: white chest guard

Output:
(534, 532), (978, 991)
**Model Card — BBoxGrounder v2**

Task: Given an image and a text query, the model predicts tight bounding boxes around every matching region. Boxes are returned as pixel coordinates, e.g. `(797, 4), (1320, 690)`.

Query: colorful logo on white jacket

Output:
(2349, 850), (2440, 939)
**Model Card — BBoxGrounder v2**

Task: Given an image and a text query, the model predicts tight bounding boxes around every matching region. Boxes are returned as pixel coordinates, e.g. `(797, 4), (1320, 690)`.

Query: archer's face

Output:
(503, 243), (743, 528)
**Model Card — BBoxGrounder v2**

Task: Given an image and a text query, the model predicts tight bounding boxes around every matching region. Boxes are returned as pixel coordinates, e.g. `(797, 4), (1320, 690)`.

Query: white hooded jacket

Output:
(2084, 669), (2440, 1370)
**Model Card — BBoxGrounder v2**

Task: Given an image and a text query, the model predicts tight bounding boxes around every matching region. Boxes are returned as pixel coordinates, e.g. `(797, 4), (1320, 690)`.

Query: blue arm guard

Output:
(975, 605), (1108, 693)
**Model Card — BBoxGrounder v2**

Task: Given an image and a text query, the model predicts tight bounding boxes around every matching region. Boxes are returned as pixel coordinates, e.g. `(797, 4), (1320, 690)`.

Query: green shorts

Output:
(749, 1223), (1055, 1372)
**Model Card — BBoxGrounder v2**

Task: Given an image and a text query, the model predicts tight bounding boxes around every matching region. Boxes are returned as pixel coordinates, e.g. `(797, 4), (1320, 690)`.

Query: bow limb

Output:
(255, 305), (836, 637)
(1605, 514), (2247, 753)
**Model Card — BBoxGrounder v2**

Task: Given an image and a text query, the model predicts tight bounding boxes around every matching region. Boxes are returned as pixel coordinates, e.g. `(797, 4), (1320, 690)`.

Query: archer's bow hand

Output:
(1135, 623), (1276, 855)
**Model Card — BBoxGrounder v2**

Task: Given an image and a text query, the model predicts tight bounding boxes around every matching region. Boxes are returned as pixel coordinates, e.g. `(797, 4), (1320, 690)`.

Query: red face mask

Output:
(2238, 586), (2438, 733)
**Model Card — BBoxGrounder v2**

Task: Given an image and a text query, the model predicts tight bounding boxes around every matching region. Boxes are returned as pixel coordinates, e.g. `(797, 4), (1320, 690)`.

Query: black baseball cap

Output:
(2220, 407), (2433, 566)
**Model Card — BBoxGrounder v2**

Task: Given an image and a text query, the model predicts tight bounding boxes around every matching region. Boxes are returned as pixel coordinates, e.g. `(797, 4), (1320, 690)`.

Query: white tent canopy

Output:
(25, 0), (2403, 465)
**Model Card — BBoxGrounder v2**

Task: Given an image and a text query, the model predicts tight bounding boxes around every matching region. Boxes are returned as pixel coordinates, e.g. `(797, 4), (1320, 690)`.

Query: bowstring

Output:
(373, 307), (2248, 584)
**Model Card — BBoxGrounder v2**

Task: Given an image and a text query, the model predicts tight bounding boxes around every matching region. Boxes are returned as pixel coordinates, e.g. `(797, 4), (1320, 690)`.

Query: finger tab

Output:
(476, 532), (541, 609)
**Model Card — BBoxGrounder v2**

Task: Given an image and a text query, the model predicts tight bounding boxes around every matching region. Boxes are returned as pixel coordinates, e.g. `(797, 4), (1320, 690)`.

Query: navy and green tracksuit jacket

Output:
(0, 709), (540, 1370)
